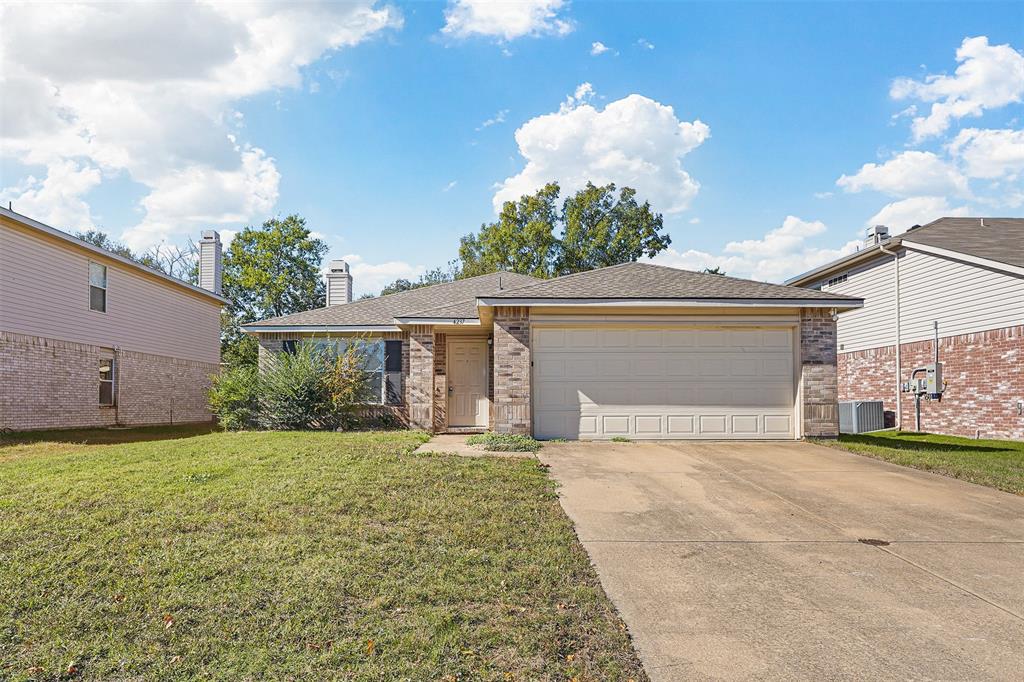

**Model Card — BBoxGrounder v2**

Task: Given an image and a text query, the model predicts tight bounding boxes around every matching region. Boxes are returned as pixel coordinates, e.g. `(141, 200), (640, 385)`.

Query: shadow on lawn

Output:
(840, 432), (1018, 455)
(0, 422), (220, 447)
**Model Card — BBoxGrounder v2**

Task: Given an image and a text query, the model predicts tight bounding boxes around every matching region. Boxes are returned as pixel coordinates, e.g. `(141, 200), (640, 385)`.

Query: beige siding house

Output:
(244, 262), (861, 440)
(0, 208), (225, 431)
(788, 218), (1024, 440)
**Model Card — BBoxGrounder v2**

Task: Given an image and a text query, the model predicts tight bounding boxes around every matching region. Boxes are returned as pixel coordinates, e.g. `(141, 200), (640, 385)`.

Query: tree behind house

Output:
(457, 182), (671, 279)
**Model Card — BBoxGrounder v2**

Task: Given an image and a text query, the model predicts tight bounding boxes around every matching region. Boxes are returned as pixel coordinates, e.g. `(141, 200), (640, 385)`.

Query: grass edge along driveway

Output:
(0, 427), (646, 681)
(823, 430), (1024, 496)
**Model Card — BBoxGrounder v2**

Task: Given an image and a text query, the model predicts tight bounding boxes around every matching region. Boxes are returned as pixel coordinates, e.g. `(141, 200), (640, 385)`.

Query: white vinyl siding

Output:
(810, 248), (1024, 352)
(822, 256), (897, 353)
(532, 324), (796, 440)
(898, 247), (1024, 341)
(0, 219), (221, 364)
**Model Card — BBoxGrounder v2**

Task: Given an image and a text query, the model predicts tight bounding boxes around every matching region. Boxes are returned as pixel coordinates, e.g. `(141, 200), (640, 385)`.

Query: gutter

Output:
(879, 243), (902, 429)
(241, 324), (402, 334)
(785, 239), (903, 287)
(476, 297), (863, 309)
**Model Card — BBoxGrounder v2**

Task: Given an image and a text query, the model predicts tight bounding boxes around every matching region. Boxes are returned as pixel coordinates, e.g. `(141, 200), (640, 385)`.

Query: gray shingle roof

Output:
(485, 262), (861, 302)
(245, 271), (539, 327)
(901, 217), (1024, 269)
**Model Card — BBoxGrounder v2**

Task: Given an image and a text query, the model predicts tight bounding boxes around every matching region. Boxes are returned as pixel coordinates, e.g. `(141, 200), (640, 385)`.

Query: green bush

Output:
(209, 339), (375, 431)
(466, 433), (543, 452)
(208, 364), (261, 430)
(259, 342), (337, 430)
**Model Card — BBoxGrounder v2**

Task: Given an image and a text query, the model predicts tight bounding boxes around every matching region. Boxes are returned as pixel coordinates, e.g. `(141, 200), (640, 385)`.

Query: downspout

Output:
(879, 243), (901, 429)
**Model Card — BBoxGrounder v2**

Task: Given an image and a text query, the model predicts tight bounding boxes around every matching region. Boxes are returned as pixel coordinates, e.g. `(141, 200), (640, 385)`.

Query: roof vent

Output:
(864, 224), (889, 249)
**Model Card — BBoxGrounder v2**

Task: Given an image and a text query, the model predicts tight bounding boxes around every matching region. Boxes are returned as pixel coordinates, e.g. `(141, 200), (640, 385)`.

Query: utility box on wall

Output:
(839, 400), (886, 434)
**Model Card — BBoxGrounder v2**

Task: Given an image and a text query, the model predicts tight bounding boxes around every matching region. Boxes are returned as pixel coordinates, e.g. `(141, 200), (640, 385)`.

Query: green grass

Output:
(0, 427), (645, 681)
(823, 431), (1024, 495)
(466, 433), (543, 453)
(609, 437), (631, 443)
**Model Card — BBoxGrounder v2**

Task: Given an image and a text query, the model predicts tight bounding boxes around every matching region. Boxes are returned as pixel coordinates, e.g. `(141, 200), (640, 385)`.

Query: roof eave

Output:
(477, 297), (863, 309)
(241, 324), (402, 334)
(393, 317), (482, 326)
(785, 240), (902, 287)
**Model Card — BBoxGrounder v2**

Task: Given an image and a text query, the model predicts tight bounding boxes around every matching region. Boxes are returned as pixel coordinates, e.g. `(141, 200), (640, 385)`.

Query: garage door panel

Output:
(533, 325), (795, 440)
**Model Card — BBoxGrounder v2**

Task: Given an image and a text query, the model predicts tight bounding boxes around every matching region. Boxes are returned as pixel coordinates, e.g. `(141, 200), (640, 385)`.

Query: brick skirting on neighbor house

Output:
(838, 325), (1024, 440)
(0, 331), (218, 431)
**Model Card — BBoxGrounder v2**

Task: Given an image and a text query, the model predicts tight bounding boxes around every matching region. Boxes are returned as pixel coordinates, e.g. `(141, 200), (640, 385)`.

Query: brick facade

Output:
(800, 309), (840, 438)
(407, 326), (434, 430)
(838, 325), (1024, 440)
(0, 331), (217, 431)
(492, 307), (531, 435)
(433, 332), (447, 432)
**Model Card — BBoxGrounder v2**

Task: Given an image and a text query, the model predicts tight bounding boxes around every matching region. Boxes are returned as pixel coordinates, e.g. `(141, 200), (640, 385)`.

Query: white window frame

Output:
(89, 261), (108, 313)
(311, 339), (391, 405)
(99, 356), (117, 407)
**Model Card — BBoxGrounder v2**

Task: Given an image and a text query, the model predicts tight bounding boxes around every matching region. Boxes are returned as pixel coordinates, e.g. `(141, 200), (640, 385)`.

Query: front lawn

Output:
(825, 431), (1024, 495)
(0, 427), (645, 681)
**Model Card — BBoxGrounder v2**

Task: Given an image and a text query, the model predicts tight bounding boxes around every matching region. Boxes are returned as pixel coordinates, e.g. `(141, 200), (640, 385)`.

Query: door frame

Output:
(446, 337), (490, 428)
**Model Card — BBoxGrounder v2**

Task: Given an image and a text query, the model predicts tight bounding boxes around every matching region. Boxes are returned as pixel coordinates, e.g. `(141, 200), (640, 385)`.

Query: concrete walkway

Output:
(539, 440), (1024, 681)
(413, 433), (534, 458)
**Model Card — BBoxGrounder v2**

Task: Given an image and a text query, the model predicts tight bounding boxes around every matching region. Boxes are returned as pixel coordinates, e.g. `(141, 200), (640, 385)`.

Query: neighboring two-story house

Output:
(0, 207), (225, 431)
(787, 218), (1024, 440)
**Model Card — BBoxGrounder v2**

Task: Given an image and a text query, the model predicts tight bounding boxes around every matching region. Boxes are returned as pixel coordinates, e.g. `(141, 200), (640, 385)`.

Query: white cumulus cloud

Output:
(891, 36), (1024, 141)
(494, 84), (710, 214)
(866, 196), (970, 234)
(340, 254), (425, 297)
(652, 216), (860, 283)
(590, 41), (610, 56)
(948, 127), (1024, 180)
(836, 151), (969, 198)
(0, 1), (401, 248)
(441, 0), (573, 41)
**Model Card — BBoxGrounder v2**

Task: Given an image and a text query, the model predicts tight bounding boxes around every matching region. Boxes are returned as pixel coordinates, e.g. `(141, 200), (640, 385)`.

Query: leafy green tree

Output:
(459, 182), (560, 278)
(379, 260), (461, 296)
(457, 182), (670, 278)
(221, 215), (328, 365)
(75, 230), (136, 259)
(557, 183), (670, 275)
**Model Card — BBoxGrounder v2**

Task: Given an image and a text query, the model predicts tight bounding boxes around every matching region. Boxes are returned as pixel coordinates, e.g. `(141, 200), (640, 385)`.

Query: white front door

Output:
(448, 339), (489, 427)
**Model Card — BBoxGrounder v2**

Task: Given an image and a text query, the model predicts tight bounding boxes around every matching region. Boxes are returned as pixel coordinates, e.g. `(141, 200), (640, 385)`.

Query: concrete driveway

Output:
(539, 440), (1024, 681)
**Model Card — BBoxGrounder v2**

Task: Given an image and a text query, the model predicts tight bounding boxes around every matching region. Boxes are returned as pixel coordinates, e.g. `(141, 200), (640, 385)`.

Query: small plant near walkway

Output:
(610, 436), (632, 443)
(822, 431), (1024, 495)
(466, 432), (543, 452)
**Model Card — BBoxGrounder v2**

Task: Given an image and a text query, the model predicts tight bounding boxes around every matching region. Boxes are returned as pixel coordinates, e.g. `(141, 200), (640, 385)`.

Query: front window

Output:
(89, 262), (107, 312)
(310, 339), (402, 405)
(99, 357), (116, 406)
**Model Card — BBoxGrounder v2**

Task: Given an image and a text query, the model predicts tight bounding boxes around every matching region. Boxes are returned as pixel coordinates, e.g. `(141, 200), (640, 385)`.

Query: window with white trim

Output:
(89, 262), (107, 312)
(310, 339), (403, 405)
(99, 357), (116, 406)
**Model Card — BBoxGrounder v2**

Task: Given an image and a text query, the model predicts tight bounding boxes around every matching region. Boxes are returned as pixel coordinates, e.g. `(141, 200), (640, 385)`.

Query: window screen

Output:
(89, 262), (107, 312)
(99, 358), (116, 406)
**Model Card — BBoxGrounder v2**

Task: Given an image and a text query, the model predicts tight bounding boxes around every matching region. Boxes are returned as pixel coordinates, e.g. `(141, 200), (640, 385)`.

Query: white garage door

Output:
(532, 325), (796, 440)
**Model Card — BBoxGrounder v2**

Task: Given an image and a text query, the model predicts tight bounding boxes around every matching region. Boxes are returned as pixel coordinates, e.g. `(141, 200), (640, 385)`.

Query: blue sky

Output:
(2, 1), (1022, 295)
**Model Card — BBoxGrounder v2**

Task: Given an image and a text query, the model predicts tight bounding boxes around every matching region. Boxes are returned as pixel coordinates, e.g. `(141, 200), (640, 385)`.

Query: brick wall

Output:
(433, 333), (447, 432)
(492, 307), (531, 435)
(407, 326), (434, 430)
(0, 331), (217, 431)
(838, 325), (1024, 440)
(800, 309), (839, 438)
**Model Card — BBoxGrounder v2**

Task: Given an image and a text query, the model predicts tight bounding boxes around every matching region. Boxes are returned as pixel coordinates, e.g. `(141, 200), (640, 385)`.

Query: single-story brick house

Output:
(787, 217), (1024, 440)
(0, 207), (224, 431)
(243, 262), (861, 440)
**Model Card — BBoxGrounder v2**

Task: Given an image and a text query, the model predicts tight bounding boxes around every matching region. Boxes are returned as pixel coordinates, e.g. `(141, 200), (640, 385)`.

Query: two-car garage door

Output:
(532, 324), (796, 440)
